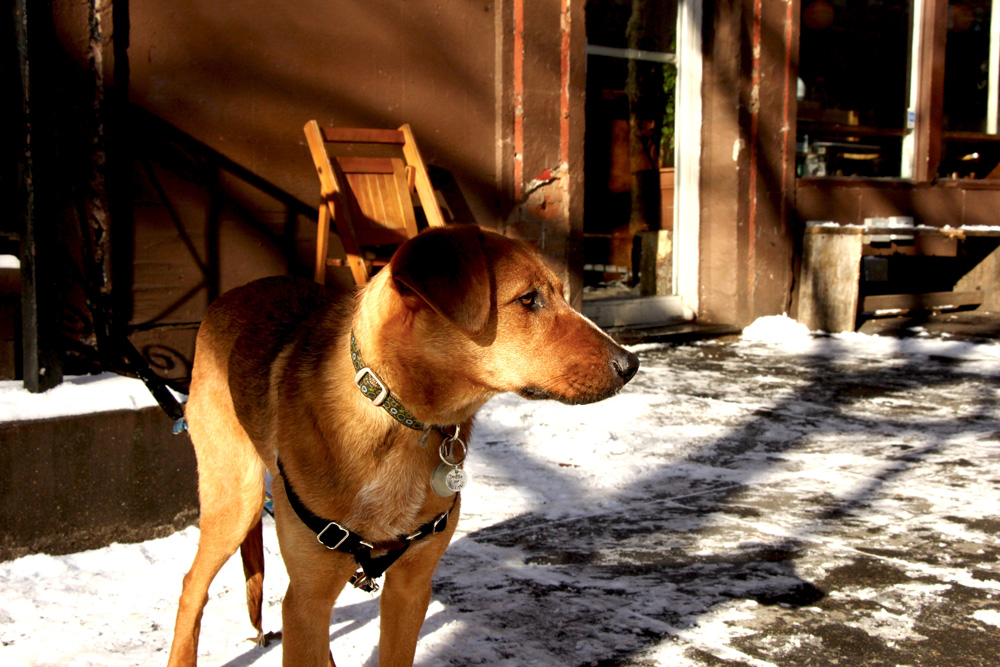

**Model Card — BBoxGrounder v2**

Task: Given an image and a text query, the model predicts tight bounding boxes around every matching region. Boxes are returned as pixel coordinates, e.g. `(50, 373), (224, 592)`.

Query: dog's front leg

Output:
(281, 576), (347, 667)
(377, 504), (460, 667)
(273, 485), (357, 666)
(279, 546), (358, 667)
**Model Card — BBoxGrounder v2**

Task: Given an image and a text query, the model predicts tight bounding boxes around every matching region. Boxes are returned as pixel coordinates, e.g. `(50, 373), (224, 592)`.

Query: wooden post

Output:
(639, 230), (673, 296)
(504, 0), (586, 309)
(912, 0), (947, 182)
(16, 0), (63, 392)
(79, 0), (131, 364)
(797, 227), (864, 333)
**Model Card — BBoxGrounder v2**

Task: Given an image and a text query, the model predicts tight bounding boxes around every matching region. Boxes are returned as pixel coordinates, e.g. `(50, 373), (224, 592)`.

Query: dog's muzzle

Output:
(613, 348), (640, 384)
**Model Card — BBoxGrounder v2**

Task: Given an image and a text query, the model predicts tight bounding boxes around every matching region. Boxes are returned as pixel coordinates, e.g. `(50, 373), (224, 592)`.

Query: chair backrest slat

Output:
(305, 119), (446, 286)
(337, 157), (395, 175)
(321, 127), (406, 145)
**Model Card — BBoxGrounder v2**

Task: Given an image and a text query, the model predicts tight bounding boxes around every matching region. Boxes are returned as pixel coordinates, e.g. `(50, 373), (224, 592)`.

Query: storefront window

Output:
(939, 0), (1000, 179)
(797, 0), (914, 178)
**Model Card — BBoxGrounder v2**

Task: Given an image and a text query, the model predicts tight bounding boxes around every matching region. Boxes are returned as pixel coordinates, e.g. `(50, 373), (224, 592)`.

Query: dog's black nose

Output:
(613, 349), (640, 384)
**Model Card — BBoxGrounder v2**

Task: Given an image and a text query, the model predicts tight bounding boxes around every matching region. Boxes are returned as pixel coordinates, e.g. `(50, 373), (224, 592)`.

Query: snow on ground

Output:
(2, 316), (1000, 666)
(0, 372), (179, 422)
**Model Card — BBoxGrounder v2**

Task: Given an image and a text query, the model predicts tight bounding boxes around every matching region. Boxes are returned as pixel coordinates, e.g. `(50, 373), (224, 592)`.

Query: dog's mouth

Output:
(515, 351), (638, 405)
(516, 383), (624, 405)
(517, 386), (556, 401)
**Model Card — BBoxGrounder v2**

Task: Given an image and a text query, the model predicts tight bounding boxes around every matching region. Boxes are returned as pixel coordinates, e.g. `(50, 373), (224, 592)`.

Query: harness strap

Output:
(276, 458), (454, 592)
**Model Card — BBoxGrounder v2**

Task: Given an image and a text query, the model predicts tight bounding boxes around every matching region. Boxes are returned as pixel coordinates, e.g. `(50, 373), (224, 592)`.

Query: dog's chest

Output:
(346, 445), (434, 540)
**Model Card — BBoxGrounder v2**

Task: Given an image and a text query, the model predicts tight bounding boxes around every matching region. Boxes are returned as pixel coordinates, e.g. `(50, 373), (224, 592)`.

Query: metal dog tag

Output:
(430, 427), (469, 497)
(445, 467), (468, 493)
(430, 461), (458, 497)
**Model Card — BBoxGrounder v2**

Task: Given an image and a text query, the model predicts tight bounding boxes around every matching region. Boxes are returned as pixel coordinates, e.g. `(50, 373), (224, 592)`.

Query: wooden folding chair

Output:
(304, 120), (447, 285)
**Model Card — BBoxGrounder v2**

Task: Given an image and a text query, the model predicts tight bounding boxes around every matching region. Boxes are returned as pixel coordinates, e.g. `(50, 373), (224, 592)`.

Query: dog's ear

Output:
(389, 225), (491, 337)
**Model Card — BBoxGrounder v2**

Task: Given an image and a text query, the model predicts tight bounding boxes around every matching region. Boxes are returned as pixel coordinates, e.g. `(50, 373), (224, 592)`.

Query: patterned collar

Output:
(350, 331), (425, 430)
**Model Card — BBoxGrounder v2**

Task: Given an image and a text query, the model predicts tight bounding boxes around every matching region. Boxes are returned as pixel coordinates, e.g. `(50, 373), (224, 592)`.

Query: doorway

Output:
(582, 0), (686, 328)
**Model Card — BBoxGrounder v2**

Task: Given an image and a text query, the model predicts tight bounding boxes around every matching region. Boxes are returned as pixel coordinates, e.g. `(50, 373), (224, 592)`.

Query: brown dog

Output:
(166, 224), (639, 666)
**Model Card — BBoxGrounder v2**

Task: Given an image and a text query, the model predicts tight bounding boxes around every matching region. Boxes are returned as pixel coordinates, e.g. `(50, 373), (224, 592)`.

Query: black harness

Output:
(276, 460), (455, 593)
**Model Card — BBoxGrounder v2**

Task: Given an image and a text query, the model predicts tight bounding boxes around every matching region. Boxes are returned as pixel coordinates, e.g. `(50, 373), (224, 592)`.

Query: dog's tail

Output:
(240, 518), (266, 645)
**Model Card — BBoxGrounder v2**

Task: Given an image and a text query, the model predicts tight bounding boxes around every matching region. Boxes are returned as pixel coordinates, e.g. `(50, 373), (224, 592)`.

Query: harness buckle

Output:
(316, 522), (351, 550)
(431, 511), (449, 533)
(354, 367), (389, 406)
(406, 511), (449, 541)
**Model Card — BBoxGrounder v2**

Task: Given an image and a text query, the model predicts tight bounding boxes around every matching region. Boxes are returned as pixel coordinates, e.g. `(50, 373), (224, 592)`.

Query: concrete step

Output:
(607, 322), (742, 345)
(582, 294), (690, 329)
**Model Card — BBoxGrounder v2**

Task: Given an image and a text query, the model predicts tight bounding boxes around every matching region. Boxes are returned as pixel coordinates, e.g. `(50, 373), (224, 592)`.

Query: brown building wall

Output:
(690, 0), (799, 327)
(126, 0), (589, 368)
(697, 0), (800, 329)
(697, 0), (1000, 328)
(124, 1), (515, 384)
(699, 0), (741, 326)
(748, 0), (798, 319)
(130, 0), (501, 226)
(498, 0), (586, 304)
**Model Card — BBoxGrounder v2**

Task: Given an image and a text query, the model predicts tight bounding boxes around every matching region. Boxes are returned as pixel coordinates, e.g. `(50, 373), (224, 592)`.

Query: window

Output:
(939, 0), (1000, 179)
(797, 0), (914, 178)
(797, 0), (1000, 181)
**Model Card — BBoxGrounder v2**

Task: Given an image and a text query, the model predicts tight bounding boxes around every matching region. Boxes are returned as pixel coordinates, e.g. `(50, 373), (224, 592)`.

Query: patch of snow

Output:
(0, 372), (186, 422)
(735, 315), (1000, 375)
(740, 314), (813, 343)
(864, 216), (914, 228)
(847, 607), (926, 644)
(960, 225), (1000, 232)
(973, 609), (1000, 628)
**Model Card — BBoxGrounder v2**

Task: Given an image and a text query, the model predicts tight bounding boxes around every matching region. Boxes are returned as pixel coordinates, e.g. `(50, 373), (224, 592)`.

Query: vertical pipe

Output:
(913, 0), (947, 182)
(747, 0), (763, 300)
(560, 0), (571, 171)
(82, 0), (114, 360)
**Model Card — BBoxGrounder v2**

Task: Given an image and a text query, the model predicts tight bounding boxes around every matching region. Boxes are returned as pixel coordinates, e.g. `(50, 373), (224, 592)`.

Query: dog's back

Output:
(193, 277), (347, 444)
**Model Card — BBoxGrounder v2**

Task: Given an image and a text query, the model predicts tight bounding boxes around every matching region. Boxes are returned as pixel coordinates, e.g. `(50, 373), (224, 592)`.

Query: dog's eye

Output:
(517, 291), (539, 309)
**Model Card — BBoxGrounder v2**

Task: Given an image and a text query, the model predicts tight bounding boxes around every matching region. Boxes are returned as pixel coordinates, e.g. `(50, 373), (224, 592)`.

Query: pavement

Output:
(438, 321), (1000, 666)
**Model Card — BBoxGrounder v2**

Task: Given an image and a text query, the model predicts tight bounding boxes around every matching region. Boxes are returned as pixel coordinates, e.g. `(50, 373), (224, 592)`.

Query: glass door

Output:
(583, 0), (679, 299)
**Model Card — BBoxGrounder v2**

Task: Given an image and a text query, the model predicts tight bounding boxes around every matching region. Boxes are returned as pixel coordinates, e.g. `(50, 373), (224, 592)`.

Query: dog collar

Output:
(350, 331), (425, 430)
